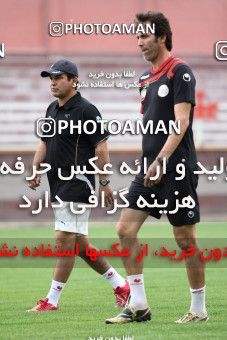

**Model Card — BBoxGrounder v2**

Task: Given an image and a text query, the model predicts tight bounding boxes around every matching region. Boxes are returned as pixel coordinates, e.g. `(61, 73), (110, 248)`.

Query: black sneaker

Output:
(105, 305), (151, 324)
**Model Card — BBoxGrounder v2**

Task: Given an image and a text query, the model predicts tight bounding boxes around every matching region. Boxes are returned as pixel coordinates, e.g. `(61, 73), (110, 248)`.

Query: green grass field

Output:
(0, 222), (226, 339)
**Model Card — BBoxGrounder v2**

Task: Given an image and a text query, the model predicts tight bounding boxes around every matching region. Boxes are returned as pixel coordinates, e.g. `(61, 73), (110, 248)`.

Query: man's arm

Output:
(27, 140), (46, 190)
(95, 139), (113, 206)
(144, 102), (191, 187)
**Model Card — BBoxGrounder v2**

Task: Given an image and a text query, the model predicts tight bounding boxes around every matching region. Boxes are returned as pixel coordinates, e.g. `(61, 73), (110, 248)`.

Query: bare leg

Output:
(53, 230), (77, 283)
(77, 234), (110, 274)
(77, 234), (128, 305)
(173, 224), (207, 319)
(116, 208), (149, 275)
(173, 224), (205, 289)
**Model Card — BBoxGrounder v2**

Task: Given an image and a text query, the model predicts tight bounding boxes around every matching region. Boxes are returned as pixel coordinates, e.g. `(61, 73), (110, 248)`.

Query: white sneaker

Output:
(175, 311), (209, 323)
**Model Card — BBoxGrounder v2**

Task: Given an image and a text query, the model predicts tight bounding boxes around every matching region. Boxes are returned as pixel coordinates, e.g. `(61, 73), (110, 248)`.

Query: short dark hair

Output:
(65, 72), (78, 89)
(135, 11), (172, 51)
(65, 73), (76, 81)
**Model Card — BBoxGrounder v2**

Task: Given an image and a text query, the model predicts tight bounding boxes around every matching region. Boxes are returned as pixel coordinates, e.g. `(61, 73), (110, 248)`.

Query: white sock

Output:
(102, 267), (125, 289)
(127, 274), (147, 309)
(46, 280), (65, 307)
(189, 286), (206, 316)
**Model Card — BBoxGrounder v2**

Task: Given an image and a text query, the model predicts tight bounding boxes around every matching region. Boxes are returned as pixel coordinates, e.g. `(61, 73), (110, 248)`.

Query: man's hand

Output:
(99, 184), (114, 207)
(27, 175), (41, 190)
(27, 141), (46, 190)
(144, 159), (163, 188)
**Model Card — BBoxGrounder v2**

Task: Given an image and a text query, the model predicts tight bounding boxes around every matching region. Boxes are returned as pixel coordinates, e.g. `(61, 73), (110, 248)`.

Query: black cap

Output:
(41, 59), (79, 77)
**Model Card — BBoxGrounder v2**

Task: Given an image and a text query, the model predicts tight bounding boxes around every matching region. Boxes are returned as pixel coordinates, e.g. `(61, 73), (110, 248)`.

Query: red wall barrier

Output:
(0, 0), (226, 55)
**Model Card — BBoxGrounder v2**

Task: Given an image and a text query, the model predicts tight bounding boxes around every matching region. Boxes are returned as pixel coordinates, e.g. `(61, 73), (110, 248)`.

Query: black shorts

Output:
(126, 170), (200, 226)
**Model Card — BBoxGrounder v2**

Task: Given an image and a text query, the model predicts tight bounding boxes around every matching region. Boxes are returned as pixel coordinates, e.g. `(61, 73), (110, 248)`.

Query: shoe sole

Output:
(106, 311), (151, 324)
(175, 316), (209, 323)
(26, 310), (59, 312)
(26, 308), (59, 312)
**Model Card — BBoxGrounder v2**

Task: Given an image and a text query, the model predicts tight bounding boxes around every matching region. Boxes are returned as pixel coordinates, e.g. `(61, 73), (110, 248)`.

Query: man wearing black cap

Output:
(27, 60), (130, 312)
